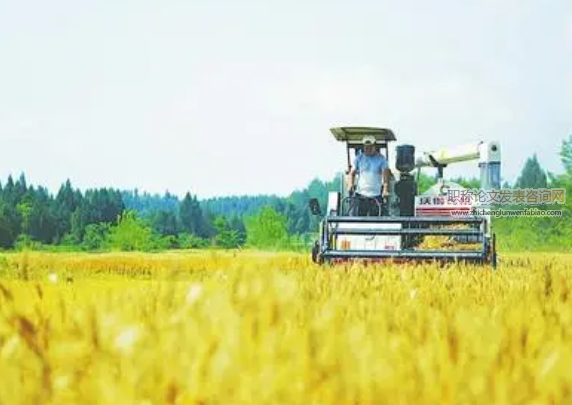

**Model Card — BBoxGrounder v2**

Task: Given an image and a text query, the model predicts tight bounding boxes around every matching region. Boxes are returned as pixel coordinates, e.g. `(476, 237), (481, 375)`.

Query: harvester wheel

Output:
(311, 241), (322, 264)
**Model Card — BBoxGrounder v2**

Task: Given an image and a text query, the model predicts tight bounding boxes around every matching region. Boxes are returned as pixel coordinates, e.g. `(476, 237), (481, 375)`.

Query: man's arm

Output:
(348, 155), (359, 194)
(380, 156), (390, 197)
(348, 167), (357, 194)
(382, 167), (390, 197)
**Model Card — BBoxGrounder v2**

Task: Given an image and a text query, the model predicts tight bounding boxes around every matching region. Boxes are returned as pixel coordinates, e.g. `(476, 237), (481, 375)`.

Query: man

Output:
(347, 135), (390, 216)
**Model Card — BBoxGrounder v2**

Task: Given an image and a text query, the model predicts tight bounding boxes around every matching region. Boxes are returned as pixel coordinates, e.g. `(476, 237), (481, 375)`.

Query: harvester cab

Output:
(310, 127), (501, 268)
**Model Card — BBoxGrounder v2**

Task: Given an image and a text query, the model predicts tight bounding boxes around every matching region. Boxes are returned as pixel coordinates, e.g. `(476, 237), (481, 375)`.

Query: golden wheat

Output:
(0, 251), (571, 405)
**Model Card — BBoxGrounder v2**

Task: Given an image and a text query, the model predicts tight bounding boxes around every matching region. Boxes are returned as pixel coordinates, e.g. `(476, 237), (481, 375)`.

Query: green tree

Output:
(560, 135), (572, 174)
(178, 233), (209, 249)
(106, 210), (154, 251)
(551, 137), (572, 218)
(54, 180), (83, 242)
(416, 171), (437, 194)
(27, 186), (57, 244)
(450, 176), (480, 190)
(0, 203), (22, 248)
(244, 205), (289, 249)
(180, 192), (209, 237)
(82, 223), (111, 251)
(228, 215), (247, 246)
(150, 210), (179, 236)
(515, 154), (547, 189)
(16, 202), (32, 235)
(213, 216), (240, 249)
(68, 188), (124, 242)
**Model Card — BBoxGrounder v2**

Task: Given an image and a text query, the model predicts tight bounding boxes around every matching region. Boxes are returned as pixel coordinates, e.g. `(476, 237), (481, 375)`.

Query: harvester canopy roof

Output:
(330, 127), (397, 143)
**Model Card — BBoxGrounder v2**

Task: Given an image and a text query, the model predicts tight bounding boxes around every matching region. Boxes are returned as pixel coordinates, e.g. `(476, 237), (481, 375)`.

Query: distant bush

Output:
(82, 223), (112, 251)
(106, 210), (155, 252)
(244, 206), (290, 250)
(178, 233), (210, 249)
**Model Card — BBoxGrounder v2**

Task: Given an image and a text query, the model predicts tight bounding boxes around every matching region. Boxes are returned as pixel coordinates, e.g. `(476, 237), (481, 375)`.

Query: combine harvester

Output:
(309, 127), (501, 268)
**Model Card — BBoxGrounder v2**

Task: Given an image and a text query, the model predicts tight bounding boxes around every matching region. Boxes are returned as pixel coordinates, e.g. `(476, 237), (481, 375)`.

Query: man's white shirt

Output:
(354, 153), (388, 197)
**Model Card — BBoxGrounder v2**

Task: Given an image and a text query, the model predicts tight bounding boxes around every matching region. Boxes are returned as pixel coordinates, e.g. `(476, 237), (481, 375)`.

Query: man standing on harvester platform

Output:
(348, 135), (390, 216)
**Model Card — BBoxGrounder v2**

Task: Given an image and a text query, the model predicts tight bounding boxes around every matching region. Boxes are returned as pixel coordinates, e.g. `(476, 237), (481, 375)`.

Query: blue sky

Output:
(1, 0), (571, 198)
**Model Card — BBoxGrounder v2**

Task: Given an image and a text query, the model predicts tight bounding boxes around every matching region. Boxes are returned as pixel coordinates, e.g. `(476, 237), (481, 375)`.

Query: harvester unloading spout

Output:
(415, 142), (501, 191)
(309, 127), (500, 268)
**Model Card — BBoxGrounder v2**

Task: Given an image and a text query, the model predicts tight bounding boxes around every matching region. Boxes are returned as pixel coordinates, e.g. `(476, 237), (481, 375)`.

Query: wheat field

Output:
(0, 251), (571, 405)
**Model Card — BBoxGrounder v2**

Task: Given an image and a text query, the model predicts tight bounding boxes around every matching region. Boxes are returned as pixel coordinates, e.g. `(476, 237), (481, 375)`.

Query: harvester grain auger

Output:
(309, 127), (500, 268)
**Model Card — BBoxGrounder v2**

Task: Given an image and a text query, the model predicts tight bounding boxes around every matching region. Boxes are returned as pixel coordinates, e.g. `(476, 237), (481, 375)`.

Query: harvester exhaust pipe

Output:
(395, 145), (416, 217)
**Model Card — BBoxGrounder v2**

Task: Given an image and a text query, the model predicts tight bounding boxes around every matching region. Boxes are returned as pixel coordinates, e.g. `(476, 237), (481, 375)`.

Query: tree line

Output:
(0, 135), (570, 252)
(0, 174), (341, 251)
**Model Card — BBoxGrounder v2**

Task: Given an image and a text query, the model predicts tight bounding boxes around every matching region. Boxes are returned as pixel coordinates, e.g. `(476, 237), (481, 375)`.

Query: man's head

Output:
(362, 135), (377, 156)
